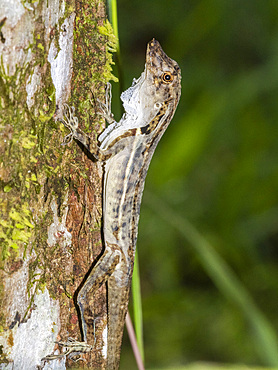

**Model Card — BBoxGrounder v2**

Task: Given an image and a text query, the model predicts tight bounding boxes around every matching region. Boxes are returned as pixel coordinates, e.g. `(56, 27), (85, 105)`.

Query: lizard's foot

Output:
(60, 104), (81, 145)
(42, 338), (93, 362)
(96, 82), (115, 124)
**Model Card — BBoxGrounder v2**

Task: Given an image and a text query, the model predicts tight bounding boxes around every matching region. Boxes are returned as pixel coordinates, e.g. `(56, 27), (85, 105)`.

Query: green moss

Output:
(70, 1), (118, 134)
(98, 20), (118, 83)
(0, 202), (34, 260)
(0, 21), (58, 265)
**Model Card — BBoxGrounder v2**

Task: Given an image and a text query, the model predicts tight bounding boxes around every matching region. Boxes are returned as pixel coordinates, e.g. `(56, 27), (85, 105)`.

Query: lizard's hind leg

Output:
(77, 244), (121, 342)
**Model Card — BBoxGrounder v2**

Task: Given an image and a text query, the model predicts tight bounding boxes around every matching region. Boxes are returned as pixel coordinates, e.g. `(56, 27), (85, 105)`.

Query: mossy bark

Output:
(0, 0), (117, 368)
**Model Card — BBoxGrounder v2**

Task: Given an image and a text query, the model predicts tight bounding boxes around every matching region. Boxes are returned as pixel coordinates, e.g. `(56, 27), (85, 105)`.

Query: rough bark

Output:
(0, 0), (117, 368)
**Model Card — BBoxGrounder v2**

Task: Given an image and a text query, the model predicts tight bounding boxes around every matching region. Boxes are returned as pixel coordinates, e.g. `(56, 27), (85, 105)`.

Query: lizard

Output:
(43, 38), (181, 369)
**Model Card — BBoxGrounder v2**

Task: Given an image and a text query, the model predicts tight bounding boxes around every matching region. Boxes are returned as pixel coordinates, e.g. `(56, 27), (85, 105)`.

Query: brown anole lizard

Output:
(43, 39), (181, 369)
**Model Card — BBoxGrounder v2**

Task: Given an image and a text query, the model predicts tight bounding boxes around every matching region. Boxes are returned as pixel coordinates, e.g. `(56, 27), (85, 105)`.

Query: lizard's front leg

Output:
(60, 83), (116, 160)
(60, 104), (106, 160)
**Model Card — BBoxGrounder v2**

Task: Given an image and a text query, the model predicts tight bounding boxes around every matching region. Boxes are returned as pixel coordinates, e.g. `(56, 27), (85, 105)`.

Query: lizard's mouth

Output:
(146, 39), (172, 70)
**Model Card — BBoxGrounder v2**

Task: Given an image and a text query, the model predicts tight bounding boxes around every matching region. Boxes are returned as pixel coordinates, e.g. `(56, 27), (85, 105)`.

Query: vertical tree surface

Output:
(0, 0), (117, 368)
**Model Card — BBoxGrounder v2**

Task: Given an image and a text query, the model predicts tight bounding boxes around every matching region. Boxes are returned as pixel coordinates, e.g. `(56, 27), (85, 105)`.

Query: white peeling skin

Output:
(48, 13), (75, 107)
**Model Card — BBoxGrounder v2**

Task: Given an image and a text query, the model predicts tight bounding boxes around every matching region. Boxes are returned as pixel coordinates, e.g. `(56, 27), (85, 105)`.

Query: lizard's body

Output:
(45, 39), (181, 369)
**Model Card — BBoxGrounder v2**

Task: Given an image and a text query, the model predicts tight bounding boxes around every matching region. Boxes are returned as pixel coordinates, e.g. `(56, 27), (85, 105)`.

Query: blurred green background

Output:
(110, 0), (278, 369)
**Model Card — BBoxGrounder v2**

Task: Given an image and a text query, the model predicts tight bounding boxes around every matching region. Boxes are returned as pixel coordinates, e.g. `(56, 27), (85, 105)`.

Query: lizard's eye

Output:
(161, 72), (174, 83)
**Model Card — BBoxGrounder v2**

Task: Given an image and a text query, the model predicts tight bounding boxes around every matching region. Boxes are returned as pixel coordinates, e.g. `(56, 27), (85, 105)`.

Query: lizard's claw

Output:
(62, 104), (79, 130)
(42, 338), (93, 362)
(59, 104), (80, 145)
(96, 83), (115, 124)
(61, 132), (74, 145)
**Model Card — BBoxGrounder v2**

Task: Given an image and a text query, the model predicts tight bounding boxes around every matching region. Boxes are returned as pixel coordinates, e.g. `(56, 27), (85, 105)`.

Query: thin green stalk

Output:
(132, 251), (145, 362)
(107, 0), (119, 52)
(145, 191), (278, 367)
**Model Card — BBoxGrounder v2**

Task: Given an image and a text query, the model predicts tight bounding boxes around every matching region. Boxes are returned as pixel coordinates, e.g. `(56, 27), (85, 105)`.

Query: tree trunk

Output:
(0, 0), (117, 368)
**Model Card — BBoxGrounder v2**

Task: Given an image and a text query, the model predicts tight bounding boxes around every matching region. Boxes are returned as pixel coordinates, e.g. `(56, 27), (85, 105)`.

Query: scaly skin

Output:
(43, 39), (181, 369)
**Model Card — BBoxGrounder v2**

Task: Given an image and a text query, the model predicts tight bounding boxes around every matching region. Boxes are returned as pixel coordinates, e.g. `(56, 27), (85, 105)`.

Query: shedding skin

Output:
(43, 39), (181, 369)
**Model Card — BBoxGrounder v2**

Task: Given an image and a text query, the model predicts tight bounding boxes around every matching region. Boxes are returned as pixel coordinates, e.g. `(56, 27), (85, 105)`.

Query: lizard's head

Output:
(120, 39), (181, 123)
(145, 39), (181, 106)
